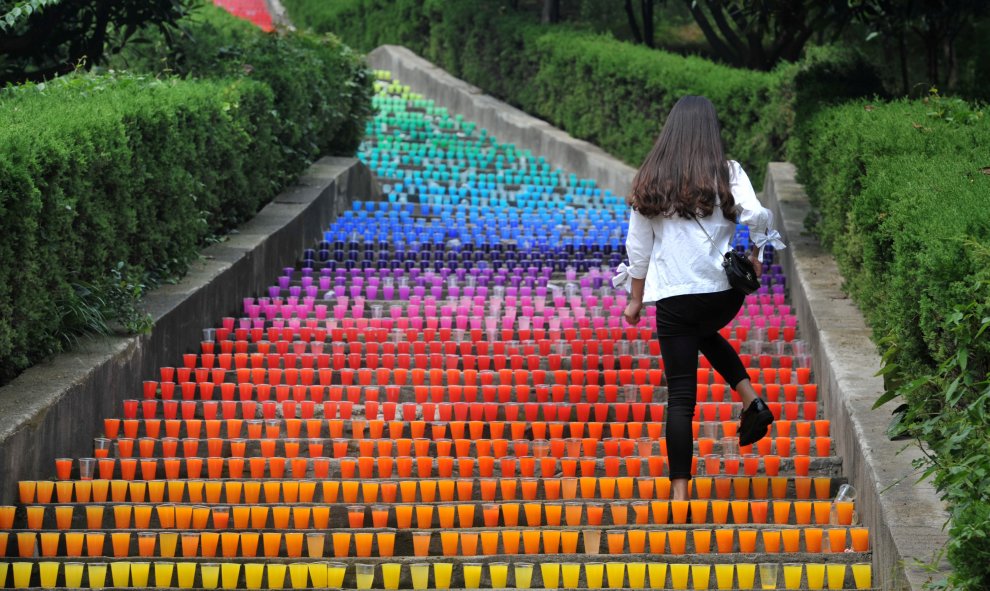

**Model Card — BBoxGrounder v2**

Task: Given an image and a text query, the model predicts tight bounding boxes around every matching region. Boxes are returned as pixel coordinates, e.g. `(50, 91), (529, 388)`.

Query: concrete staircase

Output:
(0, 71), (875, 590)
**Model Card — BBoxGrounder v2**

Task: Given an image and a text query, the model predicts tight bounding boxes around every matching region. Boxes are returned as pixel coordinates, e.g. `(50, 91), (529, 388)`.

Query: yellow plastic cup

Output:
(826, 564), (846, 589)
(783, 563), (803, 589)
(64, 563), (84, 588)
(200, 563), (220, 590)
(38, 561), (58, 589)
(221, 563), (241, 590)
(463, 563), (482, 589)
(627, 562), (647, 589)
(244, 563), (265, 590)
(805, 563), (825, 590)
(289, 563), (309, 589)
(327, 563), (346, 588)
(540, 563), (560, 589)
(691, 564), (711, 590)
(13, 563), (33, 589)
(714, 564), (734, 590)
(176, 562), (197, 589)
(110, 561), (131, 587)
(605, 562), (626, 588)
(267, 564), (287, 590)
(434, 563), (453, 590)
(758, 563), (779, 590)
(647, 563), (668, 589)
(736, 563), (757, 589)
(355, 564), (375, 590)
(154, 562), (175, 588)
(489, 562), (509, 588)
(852, 563), (872, 589)
(131, 562), (151, 588)
(86, 563), (108, 589)
(309, 562), (329, 588)
(409, 563), (429, 590)
(382, 563), (401, 590)
(514, 563), (533, 589)
(585, 562), (605, 590)
(669, 563), (690, 590)
(561, 563), (581, 588)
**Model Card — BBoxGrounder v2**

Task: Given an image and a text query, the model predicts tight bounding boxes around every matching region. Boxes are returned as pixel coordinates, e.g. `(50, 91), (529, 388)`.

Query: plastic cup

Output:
(405, 563), (428, 590)
(852, 563), (872, 589)
(463, 563), (483, 589)
(489, 562), (509, 588)
(382, 563), (401, 590)
(355, 564), (375, 590)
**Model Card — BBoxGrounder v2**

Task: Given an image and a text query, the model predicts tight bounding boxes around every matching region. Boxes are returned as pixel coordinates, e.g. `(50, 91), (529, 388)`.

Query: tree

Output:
(854, 0), (989, 94)
(0, 0), (193, 84)
(624, 0), (660, 48)
(683, 0), (855, 70)
(542, 0), (560, 24)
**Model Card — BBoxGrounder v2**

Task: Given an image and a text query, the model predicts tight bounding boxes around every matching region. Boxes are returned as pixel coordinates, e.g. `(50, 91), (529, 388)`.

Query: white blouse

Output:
(615, 160), (785, 303)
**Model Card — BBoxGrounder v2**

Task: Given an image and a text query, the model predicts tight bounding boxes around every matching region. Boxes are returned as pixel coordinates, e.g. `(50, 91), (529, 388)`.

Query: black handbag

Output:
(693, 217), (761, 295)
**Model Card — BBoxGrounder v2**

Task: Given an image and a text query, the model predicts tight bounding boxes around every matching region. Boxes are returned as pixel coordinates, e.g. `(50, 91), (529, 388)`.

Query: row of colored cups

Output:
(0, 559), (872, 589)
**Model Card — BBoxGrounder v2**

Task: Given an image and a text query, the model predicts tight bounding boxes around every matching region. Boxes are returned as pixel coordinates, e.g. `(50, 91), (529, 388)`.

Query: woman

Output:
(617, 96), (785, 502)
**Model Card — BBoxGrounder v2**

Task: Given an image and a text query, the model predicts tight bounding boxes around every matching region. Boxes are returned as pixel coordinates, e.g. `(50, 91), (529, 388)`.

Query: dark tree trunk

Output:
(641, 0), (654, 48)
(624, 0), (643, 44)
(897, 31), (910, 96)
(542, 0), (561, 24)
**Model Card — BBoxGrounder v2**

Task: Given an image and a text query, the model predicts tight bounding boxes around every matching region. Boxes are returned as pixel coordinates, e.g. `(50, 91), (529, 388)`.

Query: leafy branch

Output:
(0, 0), (61, 31)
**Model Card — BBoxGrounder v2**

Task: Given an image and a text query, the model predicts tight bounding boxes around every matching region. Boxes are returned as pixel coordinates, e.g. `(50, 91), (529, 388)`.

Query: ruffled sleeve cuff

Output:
(612, 262), (633, 293)
(749, 211), (786, 263)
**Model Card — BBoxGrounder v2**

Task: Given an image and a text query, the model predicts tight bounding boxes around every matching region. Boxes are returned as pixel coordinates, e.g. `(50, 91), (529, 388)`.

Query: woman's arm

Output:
(730, 161), (785, 262)
(623, 208), (654, 324)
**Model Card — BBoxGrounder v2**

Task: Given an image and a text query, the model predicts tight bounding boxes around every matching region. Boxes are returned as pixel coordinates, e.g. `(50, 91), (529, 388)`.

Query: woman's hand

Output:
(749, 248), (763, 279)
(623, 299), (643, 326)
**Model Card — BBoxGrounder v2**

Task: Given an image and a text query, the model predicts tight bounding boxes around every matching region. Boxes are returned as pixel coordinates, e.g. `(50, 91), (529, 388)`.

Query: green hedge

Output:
(0, 5), (373, 385)
(282, 1), (883, 190)
(793, 96), (990, 590)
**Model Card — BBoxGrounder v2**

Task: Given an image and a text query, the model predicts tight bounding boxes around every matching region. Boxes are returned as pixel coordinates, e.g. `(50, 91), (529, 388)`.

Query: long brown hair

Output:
(628, 96), (736, 221)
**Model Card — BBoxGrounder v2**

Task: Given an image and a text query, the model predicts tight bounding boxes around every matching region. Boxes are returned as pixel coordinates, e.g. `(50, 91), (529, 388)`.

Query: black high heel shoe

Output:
(738, 397), (774, 446)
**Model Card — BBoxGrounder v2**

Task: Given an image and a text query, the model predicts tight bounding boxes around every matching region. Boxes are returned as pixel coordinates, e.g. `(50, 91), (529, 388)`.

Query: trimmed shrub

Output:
(0, 74), (277, 382)
(793, 95), (990, 590)
(0, 4), (374, 384)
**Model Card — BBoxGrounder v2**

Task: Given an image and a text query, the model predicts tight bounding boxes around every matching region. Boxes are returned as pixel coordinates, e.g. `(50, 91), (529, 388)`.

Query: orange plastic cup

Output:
(412, 531), (431, 557)
(354, 532), (374, 557)
(460, 531), (479, 556)
(502, 530), (521, 555)
(667, 530), (687, 554)
(804, 527), (824, 552)
(827, 527), (848, 553)
(781, 528), (801, 553)
(693, 529), (712, 554)
(850, 527), (870, 552)
(714, 528), (734, 553)
(738, 529), (758, 553)
(331, 532), (351, 557)
(480, 530), (499, 555)
(607, 530), (625, 554)
(813, 501), (832, 524)
(761, 529), (781, 553)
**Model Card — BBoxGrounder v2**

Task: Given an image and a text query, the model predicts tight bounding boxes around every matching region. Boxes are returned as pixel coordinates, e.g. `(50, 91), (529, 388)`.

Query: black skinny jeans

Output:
(656, 289), (749, 480)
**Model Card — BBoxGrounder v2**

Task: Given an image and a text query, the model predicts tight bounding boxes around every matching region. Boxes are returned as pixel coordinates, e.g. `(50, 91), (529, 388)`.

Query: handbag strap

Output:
(691, 216), (724, 255)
